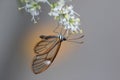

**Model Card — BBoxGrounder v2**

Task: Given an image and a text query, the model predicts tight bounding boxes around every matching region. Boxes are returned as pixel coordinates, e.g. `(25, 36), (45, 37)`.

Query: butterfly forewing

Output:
(34, 37), (59, 55)
(32, 36), (61, 74)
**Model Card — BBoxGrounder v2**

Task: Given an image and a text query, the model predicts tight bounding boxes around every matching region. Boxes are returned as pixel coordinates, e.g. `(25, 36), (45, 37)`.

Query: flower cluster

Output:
(18, 0), (49, 23)
(18, 0), (83, 33)
(48, 0), (82, 33)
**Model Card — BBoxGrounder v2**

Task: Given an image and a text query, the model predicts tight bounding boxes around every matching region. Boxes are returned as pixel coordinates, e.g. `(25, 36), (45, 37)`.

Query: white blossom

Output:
(48, 0), (82, 33)
(35, 0), (48, 3)
(19, 0), (41, 23)
(18, 0), (83, 33)
(35, 0), (51, 6)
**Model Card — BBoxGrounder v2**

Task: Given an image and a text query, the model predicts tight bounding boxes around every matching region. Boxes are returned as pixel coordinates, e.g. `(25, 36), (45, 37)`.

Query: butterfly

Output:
(32, 28), (84, 74)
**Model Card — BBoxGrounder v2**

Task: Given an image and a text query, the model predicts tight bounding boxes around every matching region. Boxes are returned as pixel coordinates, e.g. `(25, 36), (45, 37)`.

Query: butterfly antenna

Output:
(66, 40), (84, 44)
(60, 25), (64, 35)
(66, 29), (72, 39)
(53, 23), (60, 34)
(68, 35), (84, 40)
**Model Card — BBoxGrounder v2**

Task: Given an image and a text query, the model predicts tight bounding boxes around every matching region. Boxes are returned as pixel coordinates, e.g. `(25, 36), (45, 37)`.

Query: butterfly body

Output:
(40, 34), (66, 41)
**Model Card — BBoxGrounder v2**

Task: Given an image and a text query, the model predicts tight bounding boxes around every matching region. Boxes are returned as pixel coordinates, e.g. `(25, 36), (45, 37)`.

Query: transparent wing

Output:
(32, 38), (61, 74)
(34, 36), (59, 54)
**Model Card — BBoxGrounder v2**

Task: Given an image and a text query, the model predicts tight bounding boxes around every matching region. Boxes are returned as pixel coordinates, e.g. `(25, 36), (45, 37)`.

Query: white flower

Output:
(35, 0), (48, 3)
(48, 0), (82, 33)
(58, 0), (65, 7)
(48, 0), (65, 16)
(19, 0), (41, 23)
(35, 0), (51, 6)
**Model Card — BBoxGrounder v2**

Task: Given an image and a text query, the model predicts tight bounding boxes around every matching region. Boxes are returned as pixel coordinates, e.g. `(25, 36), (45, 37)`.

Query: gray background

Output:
(0, 0), (120, 80)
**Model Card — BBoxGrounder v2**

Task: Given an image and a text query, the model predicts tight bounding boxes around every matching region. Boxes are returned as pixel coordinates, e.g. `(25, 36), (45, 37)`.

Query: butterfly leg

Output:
(53, 23), (60, 34)
(66, 34), (84, 44)
(67, 35), (84, 40)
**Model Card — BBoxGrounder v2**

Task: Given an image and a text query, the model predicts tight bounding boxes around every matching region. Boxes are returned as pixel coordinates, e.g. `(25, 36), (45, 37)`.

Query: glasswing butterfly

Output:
(32, 26), (84, 74)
